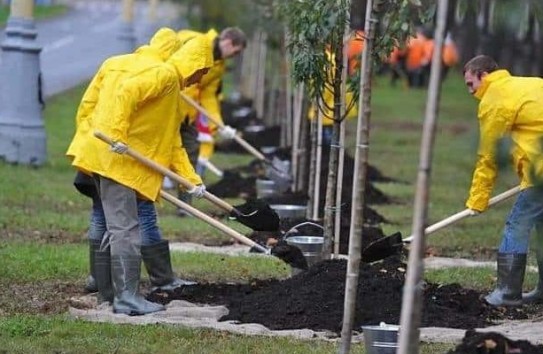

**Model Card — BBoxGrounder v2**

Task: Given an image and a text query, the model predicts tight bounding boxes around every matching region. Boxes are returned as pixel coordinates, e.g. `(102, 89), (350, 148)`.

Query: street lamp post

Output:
(118, 0), (137, 53)
(0, 0), (46, 166)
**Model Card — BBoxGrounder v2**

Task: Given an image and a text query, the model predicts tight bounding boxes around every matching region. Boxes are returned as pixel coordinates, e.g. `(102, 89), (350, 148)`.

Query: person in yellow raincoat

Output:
(463, 55), (543, 307)
(73, 28), (203, 299)
(66, 31), (213, 315)
(308, 47), (358, 146)
(174, 27), (246, 216)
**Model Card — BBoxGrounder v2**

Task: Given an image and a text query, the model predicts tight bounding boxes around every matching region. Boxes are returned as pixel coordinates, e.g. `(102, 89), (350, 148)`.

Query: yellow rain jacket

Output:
(467, 70), (543, 211)
(308, 50), (358, 126)
(177, 29), (225, 129)
(66, 32), (213, 202)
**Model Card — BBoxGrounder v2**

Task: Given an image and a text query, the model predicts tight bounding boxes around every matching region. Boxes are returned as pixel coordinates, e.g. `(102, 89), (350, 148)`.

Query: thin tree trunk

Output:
(306, 108), (318, 219)
(285, 56), (293, 148)
(297, 97), (309, 192)
(339, 0), (378, 351)
(313, 104), (324, 220)
(255, 31), (267, 123)
(323, 120), (340, 258)
(397, 1), (448, 353)
(334, 21), (351, 257)
(322, 29), (347, 258)
(291, 84), (304, 192)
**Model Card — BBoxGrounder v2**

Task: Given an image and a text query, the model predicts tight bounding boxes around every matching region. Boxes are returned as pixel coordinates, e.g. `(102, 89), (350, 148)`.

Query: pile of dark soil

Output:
(448, 330), (543, 354)
(148, 257), (543, 333)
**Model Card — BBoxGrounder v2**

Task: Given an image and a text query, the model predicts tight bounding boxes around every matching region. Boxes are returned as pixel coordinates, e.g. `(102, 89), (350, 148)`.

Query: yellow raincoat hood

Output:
(66, 30), (204, 201)
(135, 27), (181, 61)
(168, 35), (213, 86)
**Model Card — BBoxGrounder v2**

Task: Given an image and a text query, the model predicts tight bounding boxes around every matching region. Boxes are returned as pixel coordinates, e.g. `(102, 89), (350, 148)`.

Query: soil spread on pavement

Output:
(148, 257), (543, 334)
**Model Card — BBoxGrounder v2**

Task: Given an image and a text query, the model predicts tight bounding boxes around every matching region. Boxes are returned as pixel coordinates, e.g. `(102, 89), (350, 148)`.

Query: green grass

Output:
(0, 5), (68, 27)
(0, 73), (532, 352)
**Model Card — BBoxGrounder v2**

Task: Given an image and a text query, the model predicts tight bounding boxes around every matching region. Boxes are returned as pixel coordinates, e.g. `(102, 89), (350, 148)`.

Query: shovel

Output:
(361, 186), (521, 263)
(160, 190), (308, 271)
(94, 131), (280, 232)
(180, 92), (292, 190)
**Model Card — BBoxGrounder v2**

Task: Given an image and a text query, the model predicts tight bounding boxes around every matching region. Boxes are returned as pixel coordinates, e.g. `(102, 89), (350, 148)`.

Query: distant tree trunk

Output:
(291, 84), (304, 191)
(297, 98), (310, 192)
(255, 31), (267, 122)
(454, 0), (478, 64)
(306, 103), (318, 220)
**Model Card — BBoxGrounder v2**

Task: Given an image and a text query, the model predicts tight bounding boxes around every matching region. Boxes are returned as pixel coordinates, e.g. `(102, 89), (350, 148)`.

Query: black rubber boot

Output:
(141, 240), (196, 292)
(522, 258), (543, 304)
(94, 245), (114, 303)
(485, 253), (527, 307)
(111, 255), (165, 315)
(84, 239), (101, 293)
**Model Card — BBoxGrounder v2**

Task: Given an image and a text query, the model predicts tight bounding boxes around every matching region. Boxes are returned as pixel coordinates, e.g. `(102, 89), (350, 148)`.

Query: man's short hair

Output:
(220, 27), (247, 48)
(463, 55), (499, 76)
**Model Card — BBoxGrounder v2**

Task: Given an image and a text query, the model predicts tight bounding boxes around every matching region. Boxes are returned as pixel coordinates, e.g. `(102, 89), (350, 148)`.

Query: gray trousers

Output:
(179, 120), (200, 203)
(181, 119), (200, 169)
(94, 175), (140, 257)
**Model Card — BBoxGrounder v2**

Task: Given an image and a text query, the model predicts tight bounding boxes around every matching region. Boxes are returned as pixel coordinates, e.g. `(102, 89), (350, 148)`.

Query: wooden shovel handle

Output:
(403, 186), (521, 243)
(179, 92), (267, 161)
(160, 190), (269, 253)
(93, 131), (234, 213)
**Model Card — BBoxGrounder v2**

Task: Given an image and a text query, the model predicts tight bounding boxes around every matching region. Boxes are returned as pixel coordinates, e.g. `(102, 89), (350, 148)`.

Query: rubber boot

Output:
(111, 254), (165, 315)
(84, 239), (101, 293)
(522, 258), (543, 304)
(485, 253), (527, 307)
(141, 240), (196, 292)
(94, 245), (114, 303)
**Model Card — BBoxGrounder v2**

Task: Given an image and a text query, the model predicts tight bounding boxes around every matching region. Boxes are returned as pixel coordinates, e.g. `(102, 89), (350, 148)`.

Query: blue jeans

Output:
(322, 126), (333, 146)
(88, 198), (162, 246)
(499, 187), (543, 254)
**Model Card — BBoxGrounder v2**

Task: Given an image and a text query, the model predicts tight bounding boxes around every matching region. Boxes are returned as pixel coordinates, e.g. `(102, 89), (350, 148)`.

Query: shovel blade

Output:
(271, 240), (309, 270)
(230, 200), (280, 231)
(361, 232), (404, 263)
(265, 157), (292, 192)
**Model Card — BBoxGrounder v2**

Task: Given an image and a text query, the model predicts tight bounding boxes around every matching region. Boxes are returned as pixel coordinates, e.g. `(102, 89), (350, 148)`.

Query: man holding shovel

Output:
(174, 27), (247, 216)
(463, 55), (543, 306)
(66, 33), (213, 315)
(75, 29), (205, 297)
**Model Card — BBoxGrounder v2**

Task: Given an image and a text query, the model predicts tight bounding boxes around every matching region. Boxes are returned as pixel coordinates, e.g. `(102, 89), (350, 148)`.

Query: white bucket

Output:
(362, 323), (400, 354)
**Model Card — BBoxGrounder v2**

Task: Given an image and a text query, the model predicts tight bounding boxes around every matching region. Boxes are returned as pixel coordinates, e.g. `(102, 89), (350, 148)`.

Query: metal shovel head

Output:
(361, 232), (404, 263)
(270, 240), (309, 270)
(265, 157), (292, 192)
(229, 199), (280, 231)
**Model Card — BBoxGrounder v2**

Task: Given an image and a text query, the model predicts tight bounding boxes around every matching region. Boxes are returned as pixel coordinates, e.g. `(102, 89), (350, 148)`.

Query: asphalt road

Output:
(1, 0), (184, 98)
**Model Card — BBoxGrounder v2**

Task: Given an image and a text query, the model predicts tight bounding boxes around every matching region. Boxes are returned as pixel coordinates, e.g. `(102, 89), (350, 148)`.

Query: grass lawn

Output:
(0, 4), (68, 27)
(0, 72), (538, 352)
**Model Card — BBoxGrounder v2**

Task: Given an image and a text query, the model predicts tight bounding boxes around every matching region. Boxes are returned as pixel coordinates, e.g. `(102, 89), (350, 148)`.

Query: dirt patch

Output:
(448, 330), (543, 353)
(0, 280), (85, 316)
(148, 257), (543, 334)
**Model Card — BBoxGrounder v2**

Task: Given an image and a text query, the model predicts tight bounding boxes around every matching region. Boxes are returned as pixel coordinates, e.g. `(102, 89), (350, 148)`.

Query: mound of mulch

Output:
(148, 257), (543, 333)
(448, 330), (543, 354)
